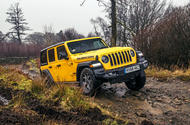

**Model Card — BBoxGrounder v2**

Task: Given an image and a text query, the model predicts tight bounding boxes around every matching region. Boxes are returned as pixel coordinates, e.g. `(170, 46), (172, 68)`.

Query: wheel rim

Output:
(82, 73), (93, 93)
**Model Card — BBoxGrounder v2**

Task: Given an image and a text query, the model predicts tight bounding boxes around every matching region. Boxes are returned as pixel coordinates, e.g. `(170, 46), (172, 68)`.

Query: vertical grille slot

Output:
(118, 52), (123, 64)
(121, 51), (126, 63)
(115, 53), (120, 65)
(127, 50), (132, 61)
(111, 54), (117, 66)
(108, 54), (113, 66)
(124, 51), (129, 62)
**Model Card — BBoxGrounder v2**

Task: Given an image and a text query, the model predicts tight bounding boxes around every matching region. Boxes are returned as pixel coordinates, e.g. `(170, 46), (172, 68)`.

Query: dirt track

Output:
(1, 64), (190, 125)
(96, 77), (190, 125)
(22, 65), (190, 125)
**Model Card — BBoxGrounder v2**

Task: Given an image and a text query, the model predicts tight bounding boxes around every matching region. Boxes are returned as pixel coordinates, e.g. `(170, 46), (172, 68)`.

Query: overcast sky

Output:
(0, 0), (189, 36)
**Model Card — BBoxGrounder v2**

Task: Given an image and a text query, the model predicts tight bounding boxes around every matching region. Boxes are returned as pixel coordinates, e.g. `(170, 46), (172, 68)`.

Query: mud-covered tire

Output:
(125, 70), (146, 91)
(79, 68), (98, 96)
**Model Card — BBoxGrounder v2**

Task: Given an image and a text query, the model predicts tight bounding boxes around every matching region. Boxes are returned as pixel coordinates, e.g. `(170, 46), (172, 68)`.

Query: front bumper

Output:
(93, 60), (148, 84)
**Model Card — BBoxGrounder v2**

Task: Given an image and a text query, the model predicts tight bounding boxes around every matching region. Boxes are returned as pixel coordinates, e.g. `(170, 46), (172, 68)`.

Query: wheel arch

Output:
(76, 61), (101, 81)
(41, 69), (54, 82)
(76, 62), (91, 82)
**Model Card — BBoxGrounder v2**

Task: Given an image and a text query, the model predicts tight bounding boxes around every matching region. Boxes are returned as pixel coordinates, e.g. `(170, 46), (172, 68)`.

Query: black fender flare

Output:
(40, 69), (54, 83)
(76, 61), (102, 81)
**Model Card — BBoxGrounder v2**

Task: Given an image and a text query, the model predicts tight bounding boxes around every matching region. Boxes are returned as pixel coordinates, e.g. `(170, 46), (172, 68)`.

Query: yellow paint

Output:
(40, 37), (137, 82)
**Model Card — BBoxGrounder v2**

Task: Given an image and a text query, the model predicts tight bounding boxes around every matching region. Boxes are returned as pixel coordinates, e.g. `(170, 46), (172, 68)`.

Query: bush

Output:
(134, 5), (190, 68)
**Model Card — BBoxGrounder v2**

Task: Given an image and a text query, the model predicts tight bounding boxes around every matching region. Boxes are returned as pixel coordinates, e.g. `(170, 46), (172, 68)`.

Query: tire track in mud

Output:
(95, 78), (190, 125)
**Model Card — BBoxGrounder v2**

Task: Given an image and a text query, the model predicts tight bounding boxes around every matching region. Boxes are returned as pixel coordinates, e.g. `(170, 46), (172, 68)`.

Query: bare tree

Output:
(91, 17), (111, 43)
(25, 32), (45, 45)
(81, 0), (117, 47)
(97, 0), (166, 47)
(6, 3), (30, 44)
(110, 0), (117, 46)
(134, 4), (190, 68)
(56, 30), (65, 42)
(64, 28), (84, 40)
(0, 31), (5, 42)
(43, 25), (57, 44)
(127, 0), (166, 34)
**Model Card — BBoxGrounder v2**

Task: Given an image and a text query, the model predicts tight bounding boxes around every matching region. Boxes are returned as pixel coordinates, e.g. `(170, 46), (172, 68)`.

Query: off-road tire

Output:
(80, 68), (99, 96)
(125, 70), (146, 91)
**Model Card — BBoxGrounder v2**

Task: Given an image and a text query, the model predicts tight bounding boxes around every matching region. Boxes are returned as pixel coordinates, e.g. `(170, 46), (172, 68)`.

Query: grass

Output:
(0, 61), (129, 124)
(0, 65), (90, 112)
(145, 66), (190, 81)
(0, 66), (32, 91)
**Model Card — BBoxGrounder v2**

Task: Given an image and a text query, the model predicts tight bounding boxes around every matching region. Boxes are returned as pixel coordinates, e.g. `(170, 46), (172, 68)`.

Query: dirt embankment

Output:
(0, 85), (123, 125)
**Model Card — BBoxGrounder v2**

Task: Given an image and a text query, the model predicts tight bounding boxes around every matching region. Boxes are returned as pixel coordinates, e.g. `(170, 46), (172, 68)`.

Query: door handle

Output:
(57, 64), (61, 67)
(49, 66), (52, 69)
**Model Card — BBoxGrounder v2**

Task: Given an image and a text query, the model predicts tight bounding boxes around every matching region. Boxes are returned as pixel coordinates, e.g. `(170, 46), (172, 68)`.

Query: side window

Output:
(40, 50), (47, 66)
(57, 45), (68, 60)
(48, 49), (55, 62)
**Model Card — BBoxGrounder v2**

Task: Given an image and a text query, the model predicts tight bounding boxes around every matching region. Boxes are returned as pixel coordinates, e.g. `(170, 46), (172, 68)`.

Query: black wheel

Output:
(125, 70), (146, 91)
(80, 68), (99, 96)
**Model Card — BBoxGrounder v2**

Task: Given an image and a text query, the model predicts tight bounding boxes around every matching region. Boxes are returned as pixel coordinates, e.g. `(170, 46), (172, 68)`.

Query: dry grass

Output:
(0, 65), (90, 113)
(145, 66), (190, 81)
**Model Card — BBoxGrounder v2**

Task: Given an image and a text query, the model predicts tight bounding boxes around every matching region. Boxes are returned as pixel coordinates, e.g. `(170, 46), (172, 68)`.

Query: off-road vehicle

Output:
(40, 37), (148, 95)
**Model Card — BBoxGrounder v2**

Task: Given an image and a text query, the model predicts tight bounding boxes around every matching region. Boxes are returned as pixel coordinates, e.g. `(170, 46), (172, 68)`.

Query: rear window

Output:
(40, 50), (47, 66)
(48, 49), (55, 62)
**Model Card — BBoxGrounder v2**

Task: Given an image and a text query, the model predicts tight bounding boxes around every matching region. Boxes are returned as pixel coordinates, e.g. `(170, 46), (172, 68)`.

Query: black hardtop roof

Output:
(41, 41), (65, 52)
(40, 37), (101, 52)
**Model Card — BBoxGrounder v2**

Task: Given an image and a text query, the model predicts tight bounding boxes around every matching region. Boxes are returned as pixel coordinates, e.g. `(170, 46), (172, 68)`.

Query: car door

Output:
(47, 48), (59, 82)
(56, 45), (75, 82)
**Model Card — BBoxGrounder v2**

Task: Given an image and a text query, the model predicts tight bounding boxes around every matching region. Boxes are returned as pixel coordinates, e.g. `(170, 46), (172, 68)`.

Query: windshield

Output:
(67, 38), (108, 54)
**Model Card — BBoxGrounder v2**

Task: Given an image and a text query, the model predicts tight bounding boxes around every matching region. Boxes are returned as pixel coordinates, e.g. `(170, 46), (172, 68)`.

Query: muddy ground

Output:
(96, 78), (190, 125)
(1, 63), (190, 125)
(0, 83), (121, 125)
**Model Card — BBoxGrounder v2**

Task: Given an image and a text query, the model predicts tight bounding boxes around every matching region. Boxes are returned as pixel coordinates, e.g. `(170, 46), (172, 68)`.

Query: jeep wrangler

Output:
(40, 37), (148, 95)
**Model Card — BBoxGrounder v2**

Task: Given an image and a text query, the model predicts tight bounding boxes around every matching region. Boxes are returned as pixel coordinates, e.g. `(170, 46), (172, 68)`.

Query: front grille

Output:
(108, 50), (132, 66)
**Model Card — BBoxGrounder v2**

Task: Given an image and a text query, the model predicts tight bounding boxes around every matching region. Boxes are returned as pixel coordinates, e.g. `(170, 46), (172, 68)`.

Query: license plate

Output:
(124, 65), (140, 74)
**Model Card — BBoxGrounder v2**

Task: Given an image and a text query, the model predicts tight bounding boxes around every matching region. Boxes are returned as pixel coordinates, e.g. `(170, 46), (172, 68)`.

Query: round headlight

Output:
(102, 56), (109, 63)
(130, 50), (135, 57)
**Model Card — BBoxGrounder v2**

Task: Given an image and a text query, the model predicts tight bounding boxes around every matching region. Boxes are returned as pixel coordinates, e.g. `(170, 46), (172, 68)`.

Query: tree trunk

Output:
(111, 0), (117, 47)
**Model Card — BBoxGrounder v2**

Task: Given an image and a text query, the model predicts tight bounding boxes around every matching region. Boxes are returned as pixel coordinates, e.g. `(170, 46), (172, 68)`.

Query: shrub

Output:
(134, 5), (190, 68)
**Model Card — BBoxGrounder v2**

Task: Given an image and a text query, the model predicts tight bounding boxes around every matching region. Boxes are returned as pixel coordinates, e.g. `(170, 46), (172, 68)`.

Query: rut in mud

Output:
(96, 77), (190, 125)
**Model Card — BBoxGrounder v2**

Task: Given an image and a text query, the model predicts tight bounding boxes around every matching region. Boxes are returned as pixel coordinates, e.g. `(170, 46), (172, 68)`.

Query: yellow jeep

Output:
(40, 37), (148, 95)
